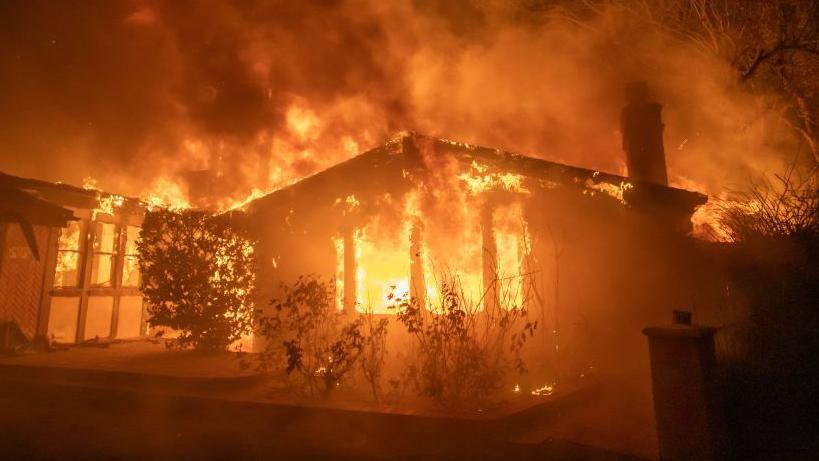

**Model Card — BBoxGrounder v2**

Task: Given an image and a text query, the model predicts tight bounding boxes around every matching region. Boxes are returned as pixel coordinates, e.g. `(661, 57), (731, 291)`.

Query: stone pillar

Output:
(643, 311), (725, 460)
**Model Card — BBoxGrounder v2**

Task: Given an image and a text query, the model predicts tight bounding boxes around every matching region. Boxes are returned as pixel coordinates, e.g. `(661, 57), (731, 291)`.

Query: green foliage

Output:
(256, 275), (387, 396)
(137, 209), (255, 351)
(390, 275), (537, 409)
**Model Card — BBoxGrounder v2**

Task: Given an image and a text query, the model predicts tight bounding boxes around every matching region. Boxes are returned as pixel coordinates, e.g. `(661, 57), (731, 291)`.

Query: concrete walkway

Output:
(0, 340), (254, 378)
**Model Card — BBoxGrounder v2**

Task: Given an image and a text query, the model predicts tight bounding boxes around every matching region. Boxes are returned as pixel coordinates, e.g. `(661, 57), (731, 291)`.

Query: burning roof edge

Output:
(245, 132), (707, 217)
(0, 171), (144, 214)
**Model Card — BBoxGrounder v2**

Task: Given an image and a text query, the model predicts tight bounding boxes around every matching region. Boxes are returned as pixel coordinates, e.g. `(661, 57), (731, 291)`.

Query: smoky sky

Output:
(0, 1), (406, 188)
(0, 0), (796, 199)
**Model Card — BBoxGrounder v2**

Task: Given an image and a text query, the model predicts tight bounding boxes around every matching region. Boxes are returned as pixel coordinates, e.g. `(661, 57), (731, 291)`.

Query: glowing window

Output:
(54, 221), (81, 287)
(121, 226), (140, 287)
(89, 222), (118, 287)
(354, 223), (411, 314)
(491, 203), (526, 309)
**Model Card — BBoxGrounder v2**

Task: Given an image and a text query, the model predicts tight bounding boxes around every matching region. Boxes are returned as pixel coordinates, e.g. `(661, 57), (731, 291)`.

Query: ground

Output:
(0, 342), (656, 460)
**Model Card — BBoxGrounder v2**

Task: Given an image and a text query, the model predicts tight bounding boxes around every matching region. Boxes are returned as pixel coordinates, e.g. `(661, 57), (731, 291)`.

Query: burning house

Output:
(239, 87), (708, 372)
(0, 173), (147, 346)
(0, 82), (710, 375)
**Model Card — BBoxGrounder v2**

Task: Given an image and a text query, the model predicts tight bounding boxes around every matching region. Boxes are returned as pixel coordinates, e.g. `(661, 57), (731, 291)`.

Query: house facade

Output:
(0, 173), (147, 345)
(237, 131), (709, 374)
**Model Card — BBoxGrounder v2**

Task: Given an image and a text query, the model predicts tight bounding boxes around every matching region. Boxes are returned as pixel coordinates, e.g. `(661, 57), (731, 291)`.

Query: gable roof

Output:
(245, 132), (707, 219)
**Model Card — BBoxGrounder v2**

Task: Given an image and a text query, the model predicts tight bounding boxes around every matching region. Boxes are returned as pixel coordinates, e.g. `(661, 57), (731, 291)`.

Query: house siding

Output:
(0, 223), (51, 339)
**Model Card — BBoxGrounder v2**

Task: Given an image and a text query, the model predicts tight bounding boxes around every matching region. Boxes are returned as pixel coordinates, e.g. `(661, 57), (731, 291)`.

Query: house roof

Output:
(0, 171), (143, 213)
(0, 172), (146, 259)
(245, 132), (708, 219)
(0, 176), (79, 261)
(0, 184), (76, 228)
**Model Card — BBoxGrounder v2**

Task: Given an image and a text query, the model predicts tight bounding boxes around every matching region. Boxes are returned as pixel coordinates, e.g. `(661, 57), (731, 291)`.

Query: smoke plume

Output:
(0, 0), (797, 200)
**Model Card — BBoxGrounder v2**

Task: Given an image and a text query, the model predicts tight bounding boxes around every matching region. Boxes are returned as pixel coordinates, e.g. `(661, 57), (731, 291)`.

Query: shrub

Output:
(717, 170), (818, 242)
(390, 274), (537, 409)
(358, 308), (389, 403)
(137, 209), (255, 351)
(712, 169), (819, 457)
(256, 275), (388, 397)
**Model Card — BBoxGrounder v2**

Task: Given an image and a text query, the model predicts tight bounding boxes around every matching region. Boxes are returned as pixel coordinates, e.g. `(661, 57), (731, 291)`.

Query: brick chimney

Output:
(621, 81), (669, 186)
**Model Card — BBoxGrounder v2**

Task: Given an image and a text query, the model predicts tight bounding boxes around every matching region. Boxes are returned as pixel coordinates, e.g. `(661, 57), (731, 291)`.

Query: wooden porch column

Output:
(342, 227), (357, 315)
(481, 206), (498, 311)
(409, 219), (425, 309)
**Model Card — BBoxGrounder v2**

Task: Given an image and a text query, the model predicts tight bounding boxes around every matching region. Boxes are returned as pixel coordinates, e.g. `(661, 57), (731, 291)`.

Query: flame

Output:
(92, 194), (125, 220)
(335, 165), (532, 315)
(55, 251), (79, 287)
(333, 194), (360, 216)
(342, 136), (360, 156)
(691, 199), (730, 241)
(355, 222), (411, 313)
(691, 195), (763, 242)
(333, 236), (345, 311)
(286, 104), (321, 141)
(141, 177), (190, 211)
(82, 176), (100, 191)
(531, 383), (554, 396)
(671, 177), (758, 242)
(213, 234), (255, 351)
(54, 222), (81, 287)
(225, 187), (269, 212)
(584, 177), (633, 204)
(458, 161), (527, 195)
(84, 175), (125, 219)
(492, 202), (527, 309)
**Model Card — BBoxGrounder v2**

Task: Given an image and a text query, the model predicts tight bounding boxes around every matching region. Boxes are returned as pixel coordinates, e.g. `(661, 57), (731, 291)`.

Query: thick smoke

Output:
(0, 0), (796, 200)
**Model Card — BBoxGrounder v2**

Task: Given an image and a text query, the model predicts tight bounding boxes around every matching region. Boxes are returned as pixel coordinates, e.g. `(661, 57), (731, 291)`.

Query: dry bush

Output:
(717, 169), (818, 242)
(712, 168), (819, 456)
(390, 273), (537, 410)
(358, 308), (389, 403)
(256, 276), (360, 395)
(255, 275), (388, 399)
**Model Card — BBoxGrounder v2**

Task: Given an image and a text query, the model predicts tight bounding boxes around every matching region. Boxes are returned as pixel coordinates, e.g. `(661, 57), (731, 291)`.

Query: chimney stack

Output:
(621, 81), (669, 186)
(183, 169), (216, 210)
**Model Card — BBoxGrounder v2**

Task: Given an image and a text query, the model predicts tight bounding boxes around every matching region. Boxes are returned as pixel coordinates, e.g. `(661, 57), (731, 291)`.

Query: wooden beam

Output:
(409, 219), (425, 309)
(342, 227), (357, 315)
(481, 205), (499, 312)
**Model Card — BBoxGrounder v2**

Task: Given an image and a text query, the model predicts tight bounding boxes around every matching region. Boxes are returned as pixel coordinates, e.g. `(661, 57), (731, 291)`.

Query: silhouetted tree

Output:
(526, 0), (819, 163)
